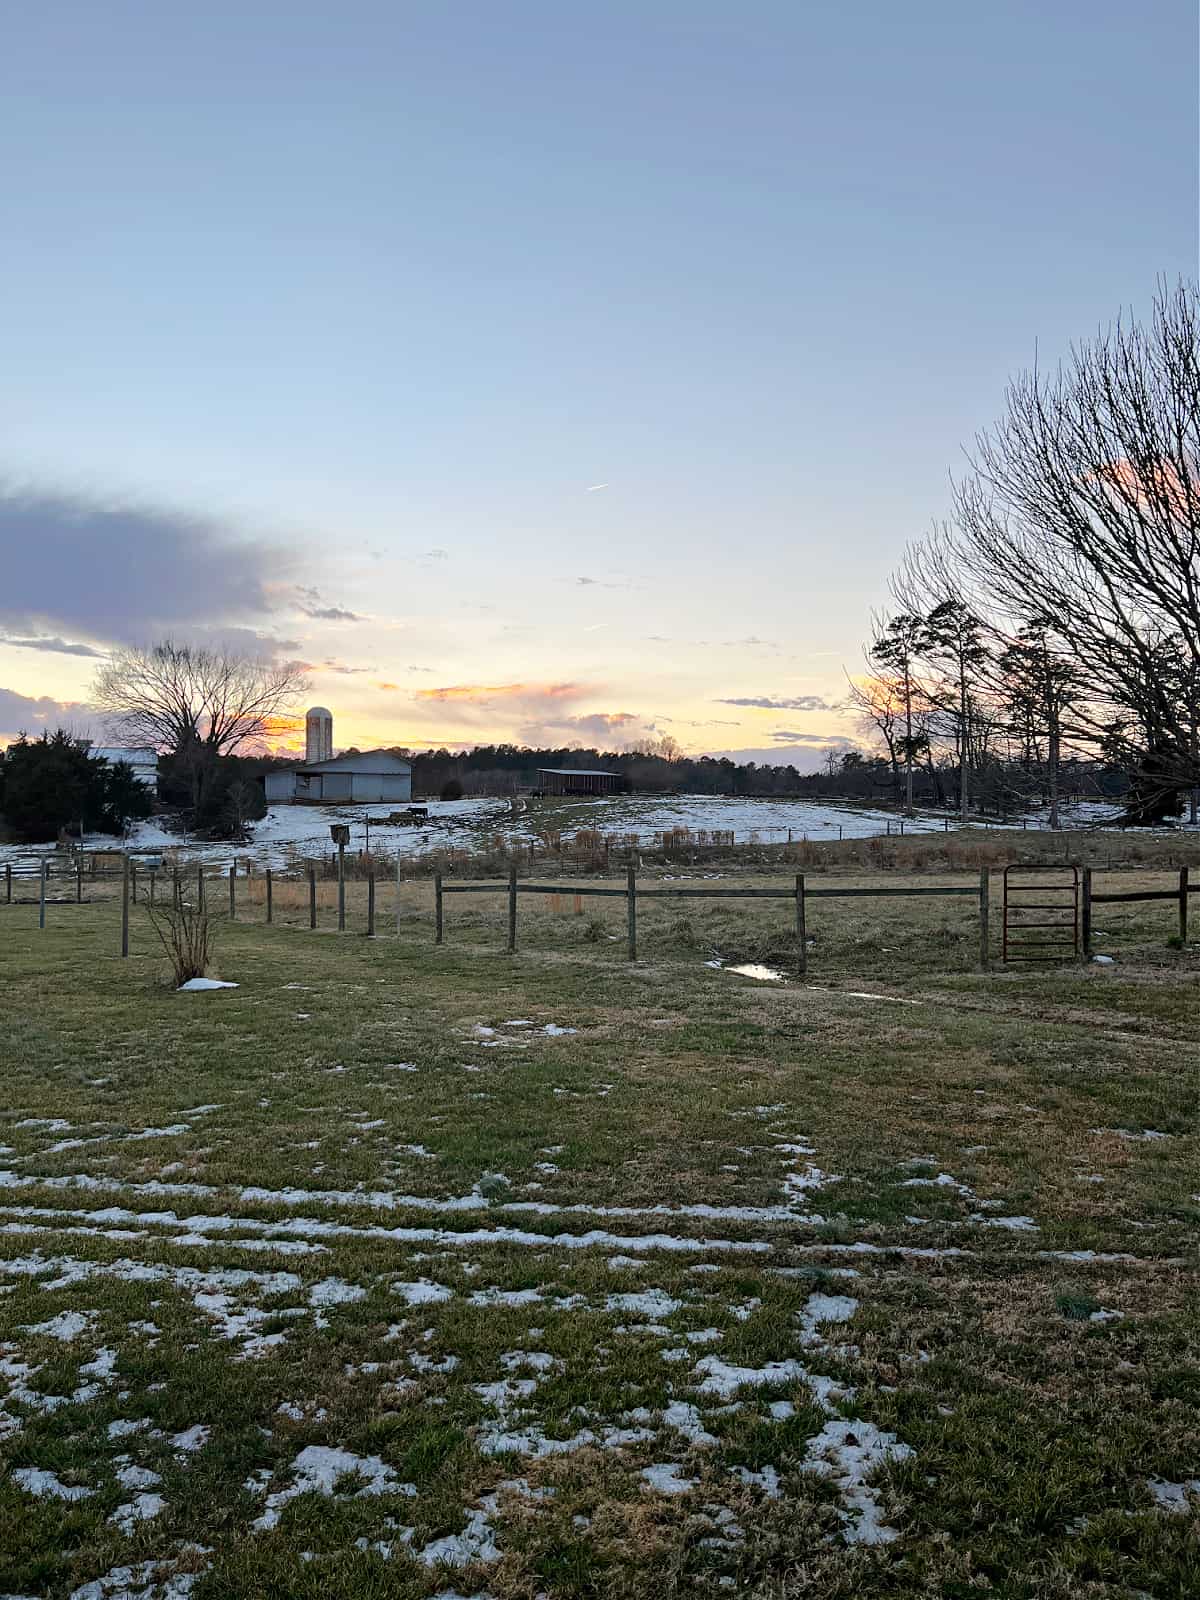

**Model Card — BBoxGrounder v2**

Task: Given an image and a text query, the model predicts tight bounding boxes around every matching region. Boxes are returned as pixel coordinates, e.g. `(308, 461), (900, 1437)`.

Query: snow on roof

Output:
(538, 768), (620, 777)
(88, 747), (158, 766)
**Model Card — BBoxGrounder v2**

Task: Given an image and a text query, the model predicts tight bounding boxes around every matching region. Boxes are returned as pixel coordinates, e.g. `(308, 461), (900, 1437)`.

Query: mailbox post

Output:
(331, 823), (350, 931)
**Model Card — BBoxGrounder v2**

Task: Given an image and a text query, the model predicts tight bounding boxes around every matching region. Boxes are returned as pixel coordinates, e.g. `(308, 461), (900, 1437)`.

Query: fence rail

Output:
(436, 867), (993, 972)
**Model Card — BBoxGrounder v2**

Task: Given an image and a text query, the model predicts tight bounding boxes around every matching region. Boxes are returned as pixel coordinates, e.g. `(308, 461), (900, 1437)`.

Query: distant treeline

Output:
(286, 742), (1129, 812)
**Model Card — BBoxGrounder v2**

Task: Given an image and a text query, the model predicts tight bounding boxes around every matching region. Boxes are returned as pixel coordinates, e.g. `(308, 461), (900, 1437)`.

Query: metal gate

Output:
(1002, 864), (1080, 963)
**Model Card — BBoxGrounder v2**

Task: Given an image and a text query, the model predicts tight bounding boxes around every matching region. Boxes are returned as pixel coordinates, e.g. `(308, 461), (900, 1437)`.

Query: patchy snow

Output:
(252, 1445), (417, 1531)
(392, 1278), (454, 1305)
(66, 1557), (209, 1600)
(1091, 1127), (1171, 1142)
(171, 1424), (209, 1452)
(693, 1356), (811, 1400)
(1147, 1476), (1200, 1513)
(797, 1293), (859, 1344)
(726, 964), (785, 983)
(20, 1308), (95, 1341)
(416, 1497), (502, 1567)
(642, 1462), (699, 1495)
(801, 1418), (914, 1545)
(605, 1289), (682, 1320)
(13, 1465), (95, 1500)
(306, 1277), (367, 1307)
(177, 979), (238, 992)
(109, 1492), (167, 1535)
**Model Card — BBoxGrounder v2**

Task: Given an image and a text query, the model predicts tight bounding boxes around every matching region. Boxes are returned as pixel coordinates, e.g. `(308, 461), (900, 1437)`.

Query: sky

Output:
(1, 0), (1196, 767)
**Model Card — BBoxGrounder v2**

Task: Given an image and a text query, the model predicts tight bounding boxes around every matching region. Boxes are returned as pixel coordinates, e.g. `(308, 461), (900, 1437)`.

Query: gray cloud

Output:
(0, 685), (96, 741)
(302, 605), (364, 622)
(0, 634), (104, 658)
(716, 695), (832, 712)
(0, 484), (286, 645)
(293, 586), (364, 623)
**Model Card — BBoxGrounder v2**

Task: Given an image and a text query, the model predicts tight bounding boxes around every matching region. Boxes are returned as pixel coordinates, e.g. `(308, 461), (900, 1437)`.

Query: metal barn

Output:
(536, 767), (623, 797)
(264, 750), (412, 805)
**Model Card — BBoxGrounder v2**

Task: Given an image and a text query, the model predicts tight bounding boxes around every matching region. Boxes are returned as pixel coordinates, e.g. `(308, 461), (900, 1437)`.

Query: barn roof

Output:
(291, 750), (411, 775)
(537, 767), (620, 777)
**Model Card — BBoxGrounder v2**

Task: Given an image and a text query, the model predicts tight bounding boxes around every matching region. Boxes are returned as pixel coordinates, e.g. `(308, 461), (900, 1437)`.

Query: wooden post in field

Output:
(367, 870), (375, 937)
(173, 867), (181, 911)
(978, 867), (990, 970)
(39, 860), (47, 929)
(197, 865), (204, 911)
(229, 861), (236, 920)
(76, 851), (83, 903)
(395, 854), (402, 933)
(1081, 867), (1092, 959)
(4, 862), (11, 903)
(508, 863), (518, 953)
(337, 840), (346, 932)
(795, 873), (807, 976)
(308, 868), (317, 930)
(626, 864), (637, 961)
(1178, 866), (1188, 944)
(266, 869), (273, 925)
(120, 855), (130, 957)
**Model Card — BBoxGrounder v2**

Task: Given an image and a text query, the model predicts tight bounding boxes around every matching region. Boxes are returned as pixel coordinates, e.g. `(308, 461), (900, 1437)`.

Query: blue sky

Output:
(1, 0), (1195, 761)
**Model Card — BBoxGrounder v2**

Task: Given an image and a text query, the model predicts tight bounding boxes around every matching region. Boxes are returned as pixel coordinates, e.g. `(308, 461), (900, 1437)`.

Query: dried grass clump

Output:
(147, 898), (217, 986)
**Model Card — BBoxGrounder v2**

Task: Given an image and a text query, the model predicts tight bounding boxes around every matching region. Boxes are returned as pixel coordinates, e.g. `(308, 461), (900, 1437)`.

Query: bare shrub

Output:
(147, 898), (218, 986)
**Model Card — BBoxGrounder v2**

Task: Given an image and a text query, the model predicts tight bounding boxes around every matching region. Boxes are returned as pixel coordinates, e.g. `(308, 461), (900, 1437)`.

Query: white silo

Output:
(305, 706), (333, 764)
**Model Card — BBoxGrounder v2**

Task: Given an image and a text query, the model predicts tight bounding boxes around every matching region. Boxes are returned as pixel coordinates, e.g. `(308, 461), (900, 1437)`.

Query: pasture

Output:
(1, 870), (1197, 1598)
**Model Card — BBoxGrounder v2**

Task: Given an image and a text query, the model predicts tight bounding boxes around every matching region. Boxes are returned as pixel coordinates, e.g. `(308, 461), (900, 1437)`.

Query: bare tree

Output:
(93, 641), (308, 814)
(952, 279), (1200, 822)
(845, 672), (904, 806)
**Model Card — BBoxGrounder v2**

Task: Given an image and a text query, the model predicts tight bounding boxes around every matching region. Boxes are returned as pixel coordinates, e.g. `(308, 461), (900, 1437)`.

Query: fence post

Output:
(795, 873), (807, 975)
(1081, 867), (1092, 960)
(978, 867), (990, 971)
(1178, 866), (1188, 945)
(266, 868), (273, 925)
(173, 867), (181, 912)
(396, 854), (402, 933)
(4, 862), (10, 903)
(434, 872), (444, 945)
(308, 868), (317, 930)
(131, 859), (138, 905)
(121, 855), (130, 957)
(508, 863), (518, 953)
(337, 841), (346, 932)
(39, 860), (47, 930)
(367, 870), (375, 937)
(229, 861), (236, 920)
(627, 864), (637, 961)
(76, 852), (84, 903)
(197, 866), (205, 911)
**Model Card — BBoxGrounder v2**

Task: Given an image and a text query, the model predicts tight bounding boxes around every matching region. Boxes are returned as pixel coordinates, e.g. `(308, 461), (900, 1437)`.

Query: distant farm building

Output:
(88, 746), (158, 790)
(536, 767), (624, 797)
(265, 750), (412, 806)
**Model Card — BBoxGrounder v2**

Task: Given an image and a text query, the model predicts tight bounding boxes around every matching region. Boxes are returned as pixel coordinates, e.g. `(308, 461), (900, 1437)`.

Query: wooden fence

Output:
(1082, 866), (1192, 956)
(5, 854), (1195, 971)
(436, 866), (993, 972)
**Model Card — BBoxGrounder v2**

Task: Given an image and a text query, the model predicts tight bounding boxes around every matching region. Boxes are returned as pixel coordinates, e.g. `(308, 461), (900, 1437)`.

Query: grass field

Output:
(1, 869), (1197, 1599)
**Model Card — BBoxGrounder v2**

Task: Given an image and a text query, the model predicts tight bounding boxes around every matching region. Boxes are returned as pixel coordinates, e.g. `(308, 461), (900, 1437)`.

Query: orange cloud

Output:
(377, 681), (399, 690)
(416, 681), (588, 704)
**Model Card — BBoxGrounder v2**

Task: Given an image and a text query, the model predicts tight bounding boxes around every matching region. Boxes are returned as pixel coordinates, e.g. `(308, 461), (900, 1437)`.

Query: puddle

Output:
(726, 964), (785, 983)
